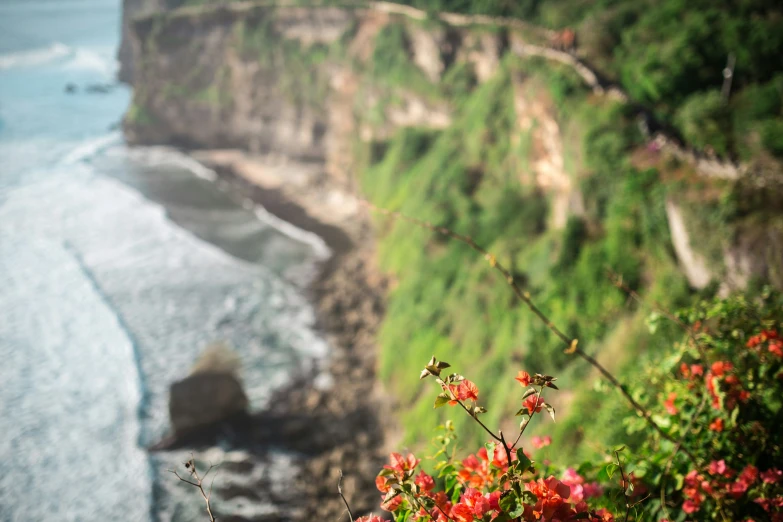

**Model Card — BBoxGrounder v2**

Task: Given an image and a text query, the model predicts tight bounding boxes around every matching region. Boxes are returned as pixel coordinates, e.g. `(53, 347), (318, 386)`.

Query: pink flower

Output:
(683, 499), (700, 514)
(709, 460), (727, 476)
(531, 435), (552, 449)
(761, 468), (782, 484)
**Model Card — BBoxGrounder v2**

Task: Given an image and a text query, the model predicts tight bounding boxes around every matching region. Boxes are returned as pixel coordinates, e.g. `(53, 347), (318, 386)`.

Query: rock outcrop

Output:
(169, 371), (248, 436)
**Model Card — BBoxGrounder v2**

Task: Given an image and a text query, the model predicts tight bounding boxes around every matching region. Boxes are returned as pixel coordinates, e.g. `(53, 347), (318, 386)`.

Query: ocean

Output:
(0, 0), (330, 519)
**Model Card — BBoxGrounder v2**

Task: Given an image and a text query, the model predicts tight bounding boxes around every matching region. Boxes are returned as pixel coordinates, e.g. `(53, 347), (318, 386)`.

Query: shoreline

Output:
(191, 149), (394, 519)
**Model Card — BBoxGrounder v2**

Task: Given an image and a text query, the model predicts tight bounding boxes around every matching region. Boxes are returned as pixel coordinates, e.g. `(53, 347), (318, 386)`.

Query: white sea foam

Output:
(62, 46), (118, 78)
(0, 42), (70, 70)
(120, 145), (333, 261)
(60, 131), (122, 165)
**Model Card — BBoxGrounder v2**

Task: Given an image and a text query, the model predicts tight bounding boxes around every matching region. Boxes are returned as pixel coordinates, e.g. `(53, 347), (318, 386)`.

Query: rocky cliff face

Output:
(120, 2), (516, 178)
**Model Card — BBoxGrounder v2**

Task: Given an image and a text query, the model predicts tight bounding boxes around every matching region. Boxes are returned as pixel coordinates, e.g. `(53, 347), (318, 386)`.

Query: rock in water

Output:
(169, 372), (248, 436)
(168, 345), (249, 436)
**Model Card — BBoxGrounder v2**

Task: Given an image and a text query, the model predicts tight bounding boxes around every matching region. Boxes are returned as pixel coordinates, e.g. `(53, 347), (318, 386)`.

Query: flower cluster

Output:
(370, 360), (615, 522)
(634, 295), (783, 521)
(746, 329), (781, 356)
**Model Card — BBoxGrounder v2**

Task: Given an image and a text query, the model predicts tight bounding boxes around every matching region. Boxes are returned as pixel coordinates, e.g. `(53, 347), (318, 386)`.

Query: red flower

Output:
(356, 517), (385, 522)
(770, 340), (783, 358)
(740, 464), (759, 484)
(691, 364), (704, 376)
(709, 418), (724, 432)
(664, 392), (678, 415)
(515, 371), (532, 387)
(384, 452), (420, 474)
(711, 361), (733, 377)
(448, 380), (480, 404)
(460, 488), (491, 517)
(458, 380), (479, 401)
(381, 493), (403, 512)
(375, 475), (390, 493)
(683, 499), (700, 514)
(523, 394), (544, 414)
(762, 468), (782, 484)
(451, 502), (474, 522)
(415, 470), (435, 492)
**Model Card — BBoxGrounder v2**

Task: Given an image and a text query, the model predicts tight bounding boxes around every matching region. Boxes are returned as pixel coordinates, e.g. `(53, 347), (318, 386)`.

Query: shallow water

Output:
(0, 1), (329, 519)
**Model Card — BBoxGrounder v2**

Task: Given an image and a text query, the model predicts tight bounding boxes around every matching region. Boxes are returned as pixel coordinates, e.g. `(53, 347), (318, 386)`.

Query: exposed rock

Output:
(512, 73), (577, 229)
(665, 198), (713, 289)
(169, 371), (249, 436)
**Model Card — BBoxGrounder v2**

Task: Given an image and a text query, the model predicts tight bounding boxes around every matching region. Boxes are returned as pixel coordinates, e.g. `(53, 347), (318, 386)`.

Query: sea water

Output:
(0, 1), (329, 519)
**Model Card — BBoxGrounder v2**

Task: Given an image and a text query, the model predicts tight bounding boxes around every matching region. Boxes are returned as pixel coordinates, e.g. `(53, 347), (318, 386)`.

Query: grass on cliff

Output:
(358, 56), (701, 463)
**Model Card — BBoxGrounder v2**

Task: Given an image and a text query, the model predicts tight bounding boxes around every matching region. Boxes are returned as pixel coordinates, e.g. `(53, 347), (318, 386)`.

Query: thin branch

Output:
(337, 470), (354, 522)
(614, 450), (631, 522)
(659, 390), (708, 521)
(363, 201), (691, 460)
(512, 386), (544, 449)
(168, 457), (217, 522)
(438, 377), (502, 442)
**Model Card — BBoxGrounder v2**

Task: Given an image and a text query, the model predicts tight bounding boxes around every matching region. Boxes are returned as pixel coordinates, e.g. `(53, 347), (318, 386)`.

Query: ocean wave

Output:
(62, 46), (118, 77)
(60, 131), (122, 165)
(0, 42), (70, 70)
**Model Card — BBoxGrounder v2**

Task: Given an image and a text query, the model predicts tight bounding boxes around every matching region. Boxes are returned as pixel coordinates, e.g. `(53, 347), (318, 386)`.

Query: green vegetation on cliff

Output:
(348, 4), (782, 462)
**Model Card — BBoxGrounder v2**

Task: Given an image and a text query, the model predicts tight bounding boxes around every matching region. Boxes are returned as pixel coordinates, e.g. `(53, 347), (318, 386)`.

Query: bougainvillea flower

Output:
(683, 499), (701, 514)
(523, 394), (544, 414)
(709, 460), (728, 476)
(384, 452), (420, 474)
(762, 468), (782, 484)
(515, 371), (532, 387)
(664, 392), (678, 415)
(415, 470), (435, 492)
(531, 435), (552, 449)
(381, 493), (403, 512)
(356, 516), (385, 522)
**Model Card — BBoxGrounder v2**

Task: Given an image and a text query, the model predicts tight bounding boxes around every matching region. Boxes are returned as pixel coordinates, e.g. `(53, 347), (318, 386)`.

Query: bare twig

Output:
(337, 470), (355, 522)
(363, 201), (689, 457)
(168, 456), (218, 522)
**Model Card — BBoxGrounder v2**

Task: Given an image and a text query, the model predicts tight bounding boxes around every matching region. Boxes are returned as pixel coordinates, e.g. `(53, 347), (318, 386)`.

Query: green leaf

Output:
(513, 452), (532, 475)
(485, 442), (496, 463)
(434, 393), (450, 409)
(545, 402), (556, 422)
(521, 491), (537, 504)
(438, 464), (455, 478)
(572, 513), (591, 519)
(499, 493), (516, 512)
(514, 408), (528, 416)
(509, 502), (525, 518)
(521, 388), (537, 400)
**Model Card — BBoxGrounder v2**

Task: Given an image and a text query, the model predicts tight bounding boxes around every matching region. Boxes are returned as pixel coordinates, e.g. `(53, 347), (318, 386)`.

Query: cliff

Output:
(119, 0), (783, 503)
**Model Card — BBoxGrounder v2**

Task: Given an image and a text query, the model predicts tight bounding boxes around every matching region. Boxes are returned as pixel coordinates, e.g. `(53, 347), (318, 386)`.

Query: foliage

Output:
(368, 357), (622, 522)
(361, 59), (691, 452)
(674, 91), (731, 157)
(618, 291), (783, 521)
(361, 289), (783, 522)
